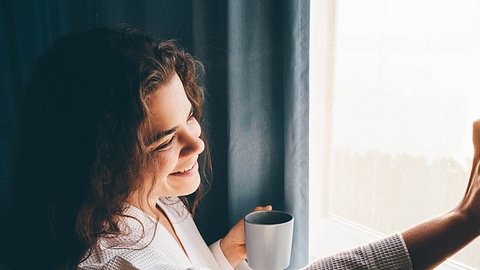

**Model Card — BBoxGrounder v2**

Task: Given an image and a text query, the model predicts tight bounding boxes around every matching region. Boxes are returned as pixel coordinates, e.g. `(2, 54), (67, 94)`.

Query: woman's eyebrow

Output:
(145, 126), (179, 146)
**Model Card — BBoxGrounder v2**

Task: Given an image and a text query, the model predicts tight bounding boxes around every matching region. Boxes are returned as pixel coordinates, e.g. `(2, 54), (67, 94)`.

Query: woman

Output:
(11, 26), (480, 269)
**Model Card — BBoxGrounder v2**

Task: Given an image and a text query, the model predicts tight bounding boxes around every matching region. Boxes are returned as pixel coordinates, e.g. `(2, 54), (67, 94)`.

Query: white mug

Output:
(244, 210), (294, 270)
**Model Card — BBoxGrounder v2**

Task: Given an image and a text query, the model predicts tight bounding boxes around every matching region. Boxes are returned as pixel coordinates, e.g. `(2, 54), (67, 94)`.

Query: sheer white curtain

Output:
(310, 0), (480, 269)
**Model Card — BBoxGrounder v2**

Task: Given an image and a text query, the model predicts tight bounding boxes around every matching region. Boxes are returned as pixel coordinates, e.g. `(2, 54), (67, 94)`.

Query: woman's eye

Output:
(153, 136), (175, 152)
(152, 109), (195, 153)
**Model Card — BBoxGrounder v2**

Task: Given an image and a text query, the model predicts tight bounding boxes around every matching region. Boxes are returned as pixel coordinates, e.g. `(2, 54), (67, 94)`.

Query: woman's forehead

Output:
(146, 73), (191, 130)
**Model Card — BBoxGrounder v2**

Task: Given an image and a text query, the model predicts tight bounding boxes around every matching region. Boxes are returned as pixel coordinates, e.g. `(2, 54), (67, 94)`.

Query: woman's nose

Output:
(180, 135), (205, 157)
(179, 121), (205, 157)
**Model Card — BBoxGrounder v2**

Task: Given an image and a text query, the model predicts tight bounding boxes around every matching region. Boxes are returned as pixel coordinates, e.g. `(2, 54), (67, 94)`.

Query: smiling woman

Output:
(10, 26), (260, 269)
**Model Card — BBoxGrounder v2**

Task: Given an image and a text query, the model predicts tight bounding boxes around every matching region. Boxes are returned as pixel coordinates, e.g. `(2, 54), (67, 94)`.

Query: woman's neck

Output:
(127, 192), (161, 220)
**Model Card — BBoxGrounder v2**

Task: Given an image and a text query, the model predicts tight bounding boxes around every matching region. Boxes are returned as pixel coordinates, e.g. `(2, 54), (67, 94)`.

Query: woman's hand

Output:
(454, 119), (480, 232)
(220, 205), (272, 267)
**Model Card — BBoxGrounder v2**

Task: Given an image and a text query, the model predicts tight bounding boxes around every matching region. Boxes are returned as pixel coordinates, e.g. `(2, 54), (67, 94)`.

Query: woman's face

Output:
(141, 73), (205, 199)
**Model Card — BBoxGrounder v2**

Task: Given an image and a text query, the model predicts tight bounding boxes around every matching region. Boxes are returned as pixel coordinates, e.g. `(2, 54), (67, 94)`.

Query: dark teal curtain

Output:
(0, 0), (309, 268)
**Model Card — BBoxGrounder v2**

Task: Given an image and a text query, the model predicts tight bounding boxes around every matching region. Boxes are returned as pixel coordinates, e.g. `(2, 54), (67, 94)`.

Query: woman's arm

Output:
(402, 208), (479, 269)
(402, 121), (480, 269)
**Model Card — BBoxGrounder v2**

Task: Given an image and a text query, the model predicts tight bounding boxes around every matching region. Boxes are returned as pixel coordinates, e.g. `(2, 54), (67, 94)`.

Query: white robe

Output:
(78, 197), (251, 270)
(78, 197), (412, 269)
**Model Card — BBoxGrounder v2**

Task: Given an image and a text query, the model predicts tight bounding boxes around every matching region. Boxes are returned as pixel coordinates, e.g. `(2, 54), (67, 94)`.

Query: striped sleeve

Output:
(302, 233), (412, 270)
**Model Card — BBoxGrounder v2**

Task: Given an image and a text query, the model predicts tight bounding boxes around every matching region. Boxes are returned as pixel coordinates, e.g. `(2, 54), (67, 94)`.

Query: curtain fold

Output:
(282, 1), (310, 267)
(1, 0), (309, 268)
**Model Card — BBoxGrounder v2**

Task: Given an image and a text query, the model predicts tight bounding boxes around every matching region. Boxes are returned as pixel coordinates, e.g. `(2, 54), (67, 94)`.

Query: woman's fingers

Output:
(473, 120), (480, 155)
(457, 120), (480, 230)
(466, 120), (480, 196)
(252, 205), (273, 212)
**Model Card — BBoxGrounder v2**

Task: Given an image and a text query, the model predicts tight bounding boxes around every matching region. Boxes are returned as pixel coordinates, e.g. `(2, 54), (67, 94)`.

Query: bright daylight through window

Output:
(309, 0), (480, 269)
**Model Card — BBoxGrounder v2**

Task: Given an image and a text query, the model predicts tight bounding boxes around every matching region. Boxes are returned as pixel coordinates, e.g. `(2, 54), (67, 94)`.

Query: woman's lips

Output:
(170, 162), (198, 176)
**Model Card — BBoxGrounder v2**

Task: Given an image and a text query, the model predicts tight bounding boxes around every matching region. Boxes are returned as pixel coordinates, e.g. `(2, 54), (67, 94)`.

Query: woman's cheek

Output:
(154, 149), (178, 175)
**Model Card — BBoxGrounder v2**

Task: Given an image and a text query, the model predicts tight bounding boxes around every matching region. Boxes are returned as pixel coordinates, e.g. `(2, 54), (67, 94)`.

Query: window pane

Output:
(310, 0), (480, 268)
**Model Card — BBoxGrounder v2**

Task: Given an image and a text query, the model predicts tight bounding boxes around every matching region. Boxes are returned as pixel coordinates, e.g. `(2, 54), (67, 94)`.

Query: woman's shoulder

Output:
(79, 198), (194, 269)
(78, 205), (175, 269)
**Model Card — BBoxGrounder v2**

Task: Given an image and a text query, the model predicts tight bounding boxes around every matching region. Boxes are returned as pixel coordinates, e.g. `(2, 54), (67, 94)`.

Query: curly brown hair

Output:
(12, 26), (210, 269)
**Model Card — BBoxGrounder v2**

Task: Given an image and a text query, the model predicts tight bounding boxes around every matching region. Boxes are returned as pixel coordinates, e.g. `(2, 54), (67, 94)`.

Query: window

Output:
(309, 1), (480, 269)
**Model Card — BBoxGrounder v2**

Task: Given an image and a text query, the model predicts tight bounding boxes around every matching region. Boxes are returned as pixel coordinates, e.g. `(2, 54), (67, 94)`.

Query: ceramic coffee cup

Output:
(244, 210), (294, 270)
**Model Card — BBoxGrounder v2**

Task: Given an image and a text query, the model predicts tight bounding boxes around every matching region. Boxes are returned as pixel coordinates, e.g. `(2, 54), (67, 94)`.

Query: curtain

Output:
(0, 0), (309, 268)
(192, 1), (309, 268)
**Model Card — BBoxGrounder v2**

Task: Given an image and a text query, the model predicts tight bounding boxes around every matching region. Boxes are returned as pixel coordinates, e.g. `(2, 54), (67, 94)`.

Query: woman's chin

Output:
(166, 174), (201, 197)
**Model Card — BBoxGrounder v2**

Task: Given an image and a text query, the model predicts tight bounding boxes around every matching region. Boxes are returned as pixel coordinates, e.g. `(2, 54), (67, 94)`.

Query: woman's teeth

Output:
(174, 163), (195, 174)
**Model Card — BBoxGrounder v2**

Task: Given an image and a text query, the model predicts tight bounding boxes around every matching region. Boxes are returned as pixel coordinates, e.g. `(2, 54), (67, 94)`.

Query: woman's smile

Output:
(170, 161), (198, 176)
